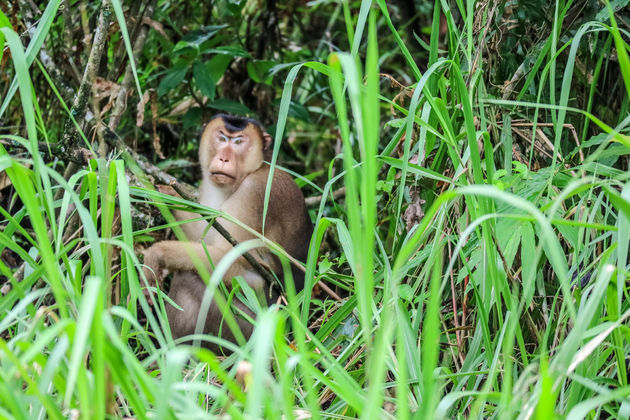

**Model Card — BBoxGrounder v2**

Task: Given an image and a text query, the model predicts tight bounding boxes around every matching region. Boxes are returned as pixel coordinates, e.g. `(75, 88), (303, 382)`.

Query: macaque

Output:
(142, 114), (312, 350)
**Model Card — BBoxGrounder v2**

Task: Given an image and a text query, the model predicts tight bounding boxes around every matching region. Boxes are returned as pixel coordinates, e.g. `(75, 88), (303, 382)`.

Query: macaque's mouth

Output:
(211, 172), (236, 179)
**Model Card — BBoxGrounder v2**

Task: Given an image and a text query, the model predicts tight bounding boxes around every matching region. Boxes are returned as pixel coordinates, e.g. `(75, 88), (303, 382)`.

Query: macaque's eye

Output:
(233, 137), (243, 145)
(218, 133), (229, 143)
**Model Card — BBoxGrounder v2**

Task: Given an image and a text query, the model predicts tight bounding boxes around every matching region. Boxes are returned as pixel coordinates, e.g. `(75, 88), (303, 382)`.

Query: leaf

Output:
(604, 186), (630, 222)
(283, 99), (311, 122)
(317, 257), (332, 274)
(181, 25), (227, 45)
(379, 156), (451, 183)
(173, 25), (228, 55)
(225, 2), (245, 16)
(399, 284), (413, 301)
(172, 40), (199, 55)
(208, 99), (250, 115)
(193, 60), (216, 100)
(594, 0), (630, 22)
(205, 46), (251, 57)
(246, 60), (276, 84)
(568, 132), (607, 157)
(557, 223), (579, 251)
(182, 107), (202, 130)
(158, 65), (188, 97)
(206, 54), (232, 82)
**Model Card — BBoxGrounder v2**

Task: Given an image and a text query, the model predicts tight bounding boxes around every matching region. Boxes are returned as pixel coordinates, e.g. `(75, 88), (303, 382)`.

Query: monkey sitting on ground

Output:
(142, 114), (312, 350)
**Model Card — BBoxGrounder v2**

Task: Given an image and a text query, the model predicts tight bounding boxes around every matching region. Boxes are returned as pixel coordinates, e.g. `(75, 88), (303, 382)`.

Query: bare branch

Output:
(60, 1), (113, 161)
(305, 187), (346, 207)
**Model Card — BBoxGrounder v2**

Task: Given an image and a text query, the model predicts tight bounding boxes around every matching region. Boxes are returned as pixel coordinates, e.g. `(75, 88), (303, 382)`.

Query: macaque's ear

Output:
(262, 131), (272, 151)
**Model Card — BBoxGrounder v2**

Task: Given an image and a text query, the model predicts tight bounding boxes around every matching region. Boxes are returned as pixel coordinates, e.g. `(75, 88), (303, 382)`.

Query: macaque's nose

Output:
(218, 150), (232, 163)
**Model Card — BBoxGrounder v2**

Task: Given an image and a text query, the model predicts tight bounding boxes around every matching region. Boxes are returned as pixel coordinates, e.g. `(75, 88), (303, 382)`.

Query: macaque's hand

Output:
(157, 184), (180, 198)
(142, 245), (164, 305)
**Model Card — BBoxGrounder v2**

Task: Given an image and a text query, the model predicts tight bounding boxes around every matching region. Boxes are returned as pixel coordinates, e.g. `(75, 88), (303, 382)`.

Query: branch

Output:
(304, 187), (346, 207)
(18, 0), (75, 103)
(103, 127), (195, 195)
(60, 1), (113, 159)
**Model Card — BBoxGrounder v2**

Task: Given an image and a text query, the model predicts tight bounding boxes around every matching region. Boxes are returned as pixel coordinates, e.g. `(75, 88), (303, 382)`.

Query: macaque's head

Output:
(200, 114), (271, 187)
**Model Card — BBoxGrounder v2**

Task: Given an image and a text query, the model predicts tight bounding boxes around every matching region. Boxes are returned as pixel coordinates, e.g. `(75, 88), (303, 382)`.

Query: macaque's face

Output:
(200, 119), (266, 187)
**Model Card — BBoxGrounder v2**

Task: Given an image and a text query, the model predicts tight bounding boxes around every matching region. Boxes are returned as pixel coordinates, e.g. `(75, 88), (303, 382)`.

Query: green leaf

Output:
(110, 0), (142, 98)
(181, 25), (227, 45)
(158, 65), (188, 97)
(379, 156), (452, 183)
(206, 45), (251, 57)
(172, 40), (200, 55)
(270, 99), (311, 122)
(206, 54), (232, 82)
(246, 60), (275, 84)
(182, 107), (202, 130)
(208, 98), (250, 115)
(399, 284), (413, 301)
(193, 60), (216, 100)
(605, 186), (630, 222)
(225, 1), (245, 16)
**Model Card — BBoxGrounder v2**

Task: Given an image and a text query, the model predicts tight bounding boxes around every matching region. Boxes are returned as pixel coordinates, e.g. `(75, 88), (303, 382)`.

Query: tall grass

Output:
(1, 0), (629, 419)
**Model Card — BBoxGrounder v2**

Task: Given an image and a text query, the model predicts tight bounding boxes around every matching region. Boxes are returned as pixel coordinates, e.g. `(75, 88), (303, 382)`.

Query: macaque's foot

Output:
(157, 184), (180, 197)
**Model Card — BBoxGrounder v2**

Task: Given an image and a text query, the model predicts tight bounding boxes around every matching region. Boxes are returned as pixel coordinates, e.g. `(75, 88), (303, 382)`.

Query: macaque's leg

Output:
(143, 240), (265, 350)
(166, 271), (255, 351)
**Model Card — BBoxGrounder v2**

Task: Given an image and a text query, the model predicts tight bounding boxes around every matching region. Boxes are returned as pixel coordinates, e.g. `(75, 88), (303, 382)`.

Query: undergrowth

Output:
(1, 0), (629, 419)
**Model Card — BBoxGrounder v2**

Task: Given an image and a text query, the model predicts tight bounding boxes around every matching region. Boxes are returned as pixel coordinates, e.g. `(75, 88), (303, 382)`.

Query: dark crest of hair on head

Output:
(211, 114), (264, 134)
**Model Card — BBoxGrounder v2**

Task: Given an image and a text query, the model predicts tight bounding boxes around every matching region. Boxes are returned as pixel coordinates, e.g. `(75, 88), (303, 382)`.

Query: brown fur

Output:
(142, 115), (312, 351)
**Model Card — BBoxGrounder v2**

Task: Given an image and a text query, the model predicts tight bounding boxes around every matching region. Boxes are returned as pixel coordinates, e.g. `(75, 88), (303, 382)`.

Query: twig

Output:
(104, 127), (195, 196)
(316, 281), (342, 302)
(60, 1), (113, 159)
(304, 187), (346, 207)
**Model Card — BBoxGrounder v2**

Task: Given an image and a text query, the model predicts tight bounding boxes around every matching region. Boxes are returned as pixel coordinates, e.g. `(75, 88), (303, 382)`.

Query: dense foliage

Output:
(0, 0), (629, 418)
